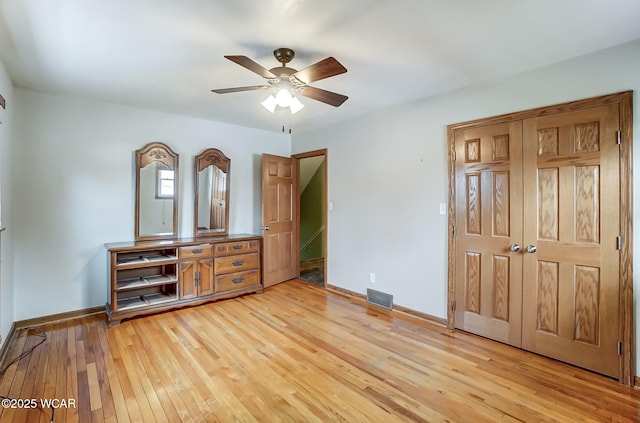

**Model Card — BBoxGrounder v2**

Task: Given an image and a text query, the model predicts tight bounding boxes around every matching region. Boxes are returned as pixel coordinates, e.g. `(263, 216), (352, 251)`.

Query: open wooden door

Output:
(261, 154), (298, 287)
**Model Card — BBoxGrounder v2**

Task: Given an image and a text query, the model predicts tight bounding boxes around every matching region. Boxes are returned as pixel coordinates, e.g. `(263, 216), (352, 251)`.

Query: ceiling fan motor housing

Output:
(273, 47), (295, 64)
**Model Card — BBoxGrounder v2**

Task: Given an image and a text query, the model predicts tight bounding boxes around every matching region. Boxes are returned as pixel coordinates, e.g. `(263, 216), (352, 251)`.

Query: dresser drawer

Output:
(214, 253), (259, 275)
(215, 270), (260, 292)
(178, 244), (213, 259)
(214, 240), (260, 257)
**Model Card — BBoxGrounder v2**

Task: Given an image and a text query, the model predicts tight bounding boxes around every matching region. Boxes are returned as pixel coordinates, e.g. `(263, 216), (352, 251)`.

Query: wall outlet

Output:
(369, 272), (376, 284)
(439, 203), (447, 215)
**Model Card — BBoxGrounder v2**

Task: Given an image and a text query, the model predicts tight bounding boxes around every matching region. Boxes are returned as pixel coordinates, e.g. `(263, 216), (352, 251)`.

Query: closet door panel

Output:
(521, 105), (620, 378)
(454, 122), (523, 347)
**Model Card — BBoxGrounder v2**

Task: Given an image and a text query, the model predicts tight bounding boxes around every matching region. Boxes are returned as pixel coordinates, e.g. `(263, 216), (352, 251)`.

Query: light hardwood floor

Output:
(1, 279), (639, 422)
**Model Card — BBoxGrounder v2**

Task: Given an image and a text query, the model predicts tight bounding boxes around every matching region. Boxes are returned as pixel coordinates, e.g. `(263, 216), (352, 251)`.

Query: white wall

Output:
(0, 59), (14, 345)
(11, 89), (290, 320)
(292, 39), (640, 373)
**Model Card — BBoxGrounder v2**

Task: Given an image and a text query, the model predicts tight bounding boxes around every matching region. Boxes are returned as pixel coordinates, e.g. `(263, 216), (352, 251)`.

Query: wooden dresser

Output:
(105, 234), (262, 325)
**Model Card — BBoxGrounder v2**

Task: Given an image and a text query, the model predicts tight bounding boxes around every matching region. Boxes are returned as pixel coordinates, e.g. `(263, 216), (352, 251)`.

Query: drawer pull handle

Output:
(192, 249), (203, 254)
(232, 277), (244, 284)
(232, 260), (244, 266)
(233, 245), (243, 250)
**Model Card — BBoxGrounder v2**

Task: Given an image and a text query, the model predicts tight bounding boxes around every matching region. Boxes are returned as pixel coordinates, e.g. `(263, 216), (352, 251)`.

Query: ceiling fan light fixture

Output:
(275, 88), (293, 107)
(261, 95), (277, 113)
(262, 89), (304, 114)
(289, 96), (304, 114)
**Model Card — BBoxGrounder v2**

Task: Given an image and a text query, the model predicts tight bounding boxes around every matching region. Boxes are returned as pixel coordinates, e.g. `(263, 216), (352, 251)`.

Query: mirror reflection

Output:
(135, 142), (179, 240)
(194, 148), (230, 237)
(139, 162), (174, 235)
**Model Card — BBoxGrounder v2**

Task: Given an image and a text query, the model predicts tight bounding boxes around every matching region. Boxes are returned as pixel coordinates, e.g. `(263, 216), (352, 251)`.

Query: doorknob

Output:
(509, 243), (520, 252)
(261, 225), (271, 231)
(526, 245), (537, 253)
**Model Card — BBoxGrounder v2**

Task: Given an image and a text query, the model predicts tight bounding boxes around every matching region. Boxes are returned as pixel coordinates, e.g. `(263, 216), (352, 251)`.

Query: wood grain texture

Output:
(454, 122), (524, 347)
(575, 165), (599, 244)
(465, 138), (480, 162)
(522, 104), (620, 378)
(575, 121), (600, 153)
(492, 134), (509, 160)
(493, 171), (510, 237)
(574, 265), (600, 345)
(106, 236), (262, 325)
(537, 127), (559, 156)
(1, 280), (640, 422)
(465, 252), (481, 314)
(447, 91), (632, 130)
(492, 255), (509, 321)
(618, 93), (633, 385)
(537, 168), (559, 241)
(261, 154), (298, 287)
(466, 173), (481, 234)
(448, 91), (633, 385)
(447, 126), (456, 329)
(536, 261), (559, 334)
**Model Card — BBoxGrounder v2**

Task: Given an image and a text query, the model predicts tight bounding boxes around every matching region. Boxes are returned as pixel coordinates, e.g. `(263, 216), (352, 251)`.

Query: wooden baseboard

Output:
(0, 322), (17, 369)
(326, 284), (367, 301)
(14, 306), (106, 330)
(394, 304), (448, 327)
(634, 376), (640, 390)
(325, 284), (447, 328)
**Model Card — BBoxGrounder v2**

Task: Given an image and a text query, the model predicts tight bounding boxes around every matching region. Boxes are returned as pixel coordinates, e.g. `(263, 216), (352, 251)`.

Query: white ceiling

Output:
(1, 0), (640, 133)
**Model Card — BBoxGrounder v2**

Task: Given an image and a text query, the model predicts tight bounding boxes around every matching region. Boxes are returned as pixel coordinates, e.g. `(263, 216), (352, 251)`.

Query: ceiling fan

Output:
(211, 48), (348, 114)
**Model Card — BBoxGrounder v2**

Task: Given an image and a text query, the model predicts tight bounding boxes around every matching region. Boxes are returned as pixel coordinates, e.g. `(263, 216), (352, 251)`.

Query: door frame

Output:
(446, 91), (634, 385)
(293, 149), (328, 285)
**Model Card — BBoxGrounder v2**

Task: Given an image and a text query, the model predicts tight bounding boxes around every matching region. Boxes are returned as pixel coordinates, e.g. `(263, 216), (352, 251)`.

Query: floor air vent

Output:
(366, 289), (393, 310)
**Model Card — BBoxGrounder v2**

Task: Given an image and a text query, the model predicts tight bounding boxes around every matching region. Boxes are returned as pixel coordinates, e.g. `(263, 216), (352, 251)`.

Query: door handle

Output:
(261, 225), (271, 231)
(526, 245), (537, 253)
(509, 243), (520, 252)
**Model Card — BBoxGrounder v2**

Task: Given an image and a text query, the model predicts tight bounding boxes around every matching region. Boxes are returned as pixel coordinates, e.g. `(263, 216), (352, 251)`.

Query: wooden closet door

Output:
(454, 122), (524, 347)
(521, 105), (620, 378)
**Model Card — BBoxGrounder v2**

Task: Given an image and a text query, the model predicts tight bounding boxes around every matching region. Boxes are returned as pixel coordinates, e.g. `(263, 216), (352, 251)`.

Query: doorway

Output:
(294, 150), (327, 287)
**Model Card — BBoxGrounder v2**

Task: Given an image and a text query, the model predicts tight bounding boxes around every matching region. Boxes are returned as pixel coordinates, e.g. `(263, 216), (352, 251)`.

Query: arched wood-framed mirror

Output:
(194, 148), (230, 237)
(135, 142), (179, 241)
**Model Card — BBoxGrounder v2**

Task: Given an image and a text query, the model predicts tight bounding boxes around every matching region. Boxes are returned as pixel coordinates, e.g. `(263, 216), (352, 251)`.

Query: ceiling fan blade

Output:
(292, 57), (347, 84)
(224, 55), (277, 79)
(299, 86), (348, 107)
(211, 85), (270, 94)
